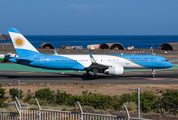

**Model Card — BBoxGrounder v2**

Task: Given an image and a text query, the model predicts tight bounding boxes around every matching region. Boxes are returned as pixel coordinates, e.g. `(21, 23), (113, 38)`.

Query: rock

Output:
(0, 33), (11, 40)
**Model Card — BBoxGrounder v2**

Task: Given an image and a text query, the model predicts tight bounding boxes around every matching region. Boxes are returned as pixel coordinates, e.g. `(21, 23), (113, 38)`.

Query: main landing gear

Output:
(83, 73), (98, 79)
(83, 69), (98, 79)
(152, 69), (156, 77)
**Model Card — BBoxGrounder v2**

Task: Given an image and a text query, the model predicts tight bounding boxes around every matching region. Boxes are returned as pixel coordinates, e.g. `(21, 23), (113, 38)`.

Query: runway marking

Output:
(144, 78), (166, 80)
(128, 77), (166, 80)
(128, 77), (144, 79)
(17, 72), (35, 74)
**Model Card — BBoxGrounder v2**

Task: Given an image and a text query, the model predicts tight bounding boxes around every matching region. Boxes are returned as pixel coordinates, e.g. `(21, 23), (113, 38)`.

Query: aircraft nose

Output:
(168, 62), (173, 68)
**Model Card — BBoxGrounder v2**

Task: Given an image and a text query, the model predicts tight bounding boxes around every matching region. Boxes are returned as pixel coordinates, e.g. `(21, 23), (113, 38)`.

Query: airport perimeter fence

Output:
(0, 97), (150, 120)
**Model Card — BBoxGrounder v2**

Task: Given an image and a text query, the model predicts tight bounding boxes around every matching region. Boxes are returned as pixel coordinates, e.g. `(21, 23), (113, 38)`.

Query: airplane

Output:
(0, 53), (17, 62)
(8, 28), (173, 78)
(54, 50), (58, 55)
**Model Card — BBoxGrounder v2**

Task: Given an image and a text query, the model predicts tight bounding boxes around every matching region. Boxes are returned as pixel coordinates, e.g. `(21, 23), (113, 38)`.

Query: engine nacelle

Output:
(104, 66), (124, 75)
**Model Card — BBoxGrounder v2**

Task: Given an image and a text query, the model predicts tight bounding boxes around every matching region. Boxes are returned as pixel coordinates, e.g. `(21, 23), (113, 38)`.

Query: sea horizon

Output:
(1, 35), (178, 49)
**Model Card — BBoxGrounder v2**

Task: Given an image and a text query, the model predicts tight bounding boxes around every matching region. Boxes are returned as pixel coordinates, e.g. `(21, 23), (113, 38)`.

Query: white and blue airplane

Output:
(8, 28), (172, 78)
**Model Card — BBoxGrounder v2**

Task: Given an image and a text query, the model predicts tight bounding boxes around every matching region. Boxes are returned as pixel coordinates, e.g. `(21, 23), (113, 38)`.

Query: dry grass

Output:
(122, 101), (137, 112)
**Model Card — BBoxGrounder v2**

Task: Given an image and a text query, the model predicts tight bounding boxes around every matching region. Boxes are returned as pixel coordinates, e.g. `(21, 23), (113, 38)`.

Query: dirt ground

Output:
(2, 83), (178, 97)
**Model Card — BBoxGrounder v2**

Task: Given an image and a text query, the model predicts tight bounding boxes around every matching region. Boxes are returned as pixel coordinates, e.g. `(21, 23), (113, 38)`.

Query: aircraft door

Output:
(40, 57), (44, 65)
(157, 58), (161, 65)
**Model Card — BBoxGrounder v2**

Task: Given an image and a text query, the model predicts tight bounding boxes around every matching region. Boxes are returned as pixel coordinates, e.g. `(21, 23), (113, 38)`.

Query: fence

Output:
(0, 111), (19, 120)
(0, 97), (150, 120)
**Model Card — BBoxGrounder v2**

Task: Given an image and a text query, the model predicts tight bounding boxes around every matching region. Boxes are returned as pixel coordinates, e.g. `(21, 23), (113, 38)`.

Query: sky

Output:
(1, 0), (178, 35)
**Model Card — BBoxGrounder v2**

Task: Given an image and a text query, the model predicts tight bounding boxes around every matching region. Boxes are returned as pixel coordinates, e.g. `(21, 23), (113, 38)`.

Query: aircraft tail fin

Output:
(8, 28), (41, 57)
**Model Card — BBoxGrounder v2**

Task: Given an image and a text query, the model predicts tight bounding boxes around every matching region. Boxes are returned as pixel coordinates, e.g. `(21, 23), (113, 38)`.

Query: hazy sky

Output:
(1, 0), (178, 35)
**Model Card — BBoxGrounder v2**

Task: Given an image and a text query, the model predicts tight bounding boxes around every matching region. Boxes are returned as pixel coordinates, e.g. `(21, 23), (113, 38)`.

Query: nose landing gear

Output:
(152, 69), (156, 77)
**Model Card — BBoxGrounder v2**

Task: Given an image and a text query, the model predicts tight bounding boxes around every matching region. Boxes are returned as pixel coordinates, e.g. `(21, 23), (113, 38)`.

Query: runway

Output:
(0, 62), (178, 84)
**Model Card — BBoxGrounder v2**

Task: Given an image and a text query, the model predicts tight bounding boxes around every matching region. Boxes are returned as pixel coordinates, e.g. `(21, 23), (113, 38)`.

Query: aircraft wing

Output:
(87, 53), (110, 70)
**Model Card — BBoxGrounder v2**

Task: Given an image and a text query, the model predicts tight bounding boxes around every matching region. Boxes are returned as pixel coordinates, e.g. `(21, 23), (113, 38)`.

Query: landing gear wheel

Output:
(91, 75), (98, 79)
(83, 73), (87, 77)
(88, 74), (91, 77)
(83, 73), (91, 78)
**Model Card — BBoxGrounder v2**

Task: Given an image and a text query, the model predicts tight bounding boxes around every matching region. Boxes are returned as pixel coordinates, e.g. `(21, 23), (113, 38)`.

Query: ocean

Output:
(1, 35), (178, 49)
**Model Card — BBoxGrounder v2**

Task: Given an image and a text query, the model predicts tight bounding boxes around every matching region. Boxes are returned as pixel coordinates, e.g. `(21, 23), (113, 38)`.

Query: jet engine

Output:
(104, 66), (124, 75)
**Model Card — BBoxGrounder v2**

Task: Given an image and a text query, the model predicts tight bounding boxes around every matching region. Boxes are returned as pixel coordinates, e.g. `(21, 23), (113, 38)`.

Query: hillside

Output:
(0, 33), (11, 40)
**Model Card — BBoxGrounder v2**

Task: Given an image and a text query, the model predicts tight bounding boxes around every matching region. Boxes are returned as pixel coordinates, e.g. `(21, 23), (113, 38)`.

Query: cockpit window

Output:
(164, 60), (168, 62)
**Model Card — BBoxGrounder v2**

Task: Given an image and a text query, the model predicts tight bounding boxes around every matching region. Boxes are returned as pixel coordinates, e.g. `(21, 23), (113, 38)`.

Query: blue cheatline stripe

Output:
(8, 28), (21, 34)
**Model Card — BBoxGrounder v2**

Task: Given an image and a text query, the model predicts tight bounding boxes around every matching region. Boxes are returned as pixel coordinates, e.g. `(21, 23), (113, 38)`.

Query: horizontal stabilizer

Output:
(15, 59), (32, 65)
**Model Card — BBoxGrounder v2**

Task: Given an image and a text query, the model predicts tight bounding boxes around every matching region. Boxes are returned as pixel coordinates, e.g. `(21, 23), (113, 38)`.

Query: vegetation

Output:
(0, 86), (178, 115)
(155, 90), (178, 115)
(122, 101), (137, 111)
(0, 84), (7, 107)
(35, 88), (53, 100)
(9, 88), (23, 100)
(23, 89), (157, 112)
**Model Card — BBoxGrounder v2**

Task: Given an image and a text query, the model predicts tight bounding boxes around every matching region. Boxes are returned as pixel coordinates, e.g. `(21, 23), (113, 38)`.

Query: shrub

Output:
(56, 90), (72, 105)
(56, 90), (113, 109)
(81, 91), (113, 109)
(140, 91), (157, 112)
(71, 106), (80, 112)
(28, 99), (36, 105)
(2, 103), (9, 108)
(112, 91), (157, 112)
(155, 90), (178, 114)
(0, 84), (6, 107)
(38, 99), (49, 105)
(122, 101), (137, 112)
(112, 100), (121, 111)
(62, 108), (68, 111)
(24, 95), (33, 102)
(35, 88), (53, 100)
(9, 88), (23, 100)
(82, 105), (95, 112)
(113, 93), (135, 110)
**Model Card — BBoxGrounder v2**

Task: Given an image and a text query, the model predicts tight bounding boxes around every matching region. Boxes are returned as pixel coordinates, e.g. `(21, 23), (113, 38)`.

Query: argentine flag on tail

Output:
(8, 28), (41, 57)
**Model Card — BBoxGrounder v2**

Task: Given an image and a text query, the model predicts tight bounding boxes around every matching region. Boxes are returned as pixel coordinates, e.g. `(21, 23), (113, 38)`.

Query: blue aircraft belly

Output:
(29, 55), (85, 70)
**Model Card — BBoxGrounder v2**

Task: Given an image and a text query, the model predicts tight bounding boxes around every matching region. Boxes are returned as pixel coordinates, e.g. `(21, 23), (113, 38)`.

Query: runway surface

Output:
(0, 62), (178, 84)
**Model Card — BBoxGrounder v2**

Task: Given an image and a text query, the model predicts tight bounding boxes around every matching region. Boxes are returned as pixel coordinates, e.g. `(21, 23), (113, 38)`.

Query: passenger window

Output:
(164, 60), (168, 62)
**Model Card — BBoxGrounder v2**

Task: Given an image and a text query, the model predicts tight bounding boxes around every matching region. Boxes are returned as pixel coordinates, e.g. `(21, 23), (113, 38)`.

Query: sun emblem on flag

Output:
(16, 39), (23, 45)
(14, 37), (25, 47)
